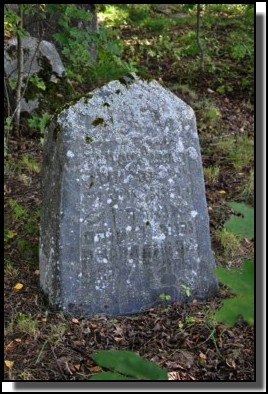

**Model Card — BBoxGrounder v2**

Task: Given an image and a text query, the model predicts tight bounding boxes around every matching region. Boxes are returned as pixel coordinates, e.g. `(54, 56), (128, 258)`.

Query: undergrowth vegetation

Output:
(4, 3), (254, 381)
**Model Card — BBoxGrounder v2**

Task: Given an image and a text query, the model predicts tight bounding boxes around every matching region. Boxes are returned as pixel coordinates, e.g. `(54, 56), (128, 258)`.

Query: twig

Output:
(50, 345), (66, 379)
(35, 340), (48, 364)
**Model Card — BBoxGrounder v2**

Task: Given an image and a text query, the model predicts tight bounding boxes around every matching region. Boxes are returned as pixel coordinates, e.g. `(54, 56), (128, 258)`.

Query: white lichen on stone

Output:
(187, 147), (198, 159)
(191, 210), (198, 218)
(67, 150), (74, 158)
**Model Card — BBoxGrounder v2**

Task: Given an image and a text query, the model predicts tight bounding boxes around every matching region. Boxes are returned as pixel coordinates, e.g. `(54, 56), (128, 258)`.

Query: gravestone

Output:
(4, 36), (71, 116)
(40, 74), (218, 316)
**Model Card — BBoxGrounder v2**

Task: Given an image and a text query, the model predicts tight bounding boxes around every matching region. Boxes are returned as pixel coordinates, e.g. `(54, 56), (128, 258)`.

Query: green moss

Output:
(51, 92), (94, 122)
(85, 135), (93, 144)
(92, 117), (104, 126)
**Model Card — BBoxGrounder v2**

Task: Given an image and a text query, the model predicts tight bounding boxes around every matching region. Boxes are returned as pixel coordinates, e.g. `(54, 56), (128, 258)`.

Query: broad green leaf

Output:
(225, 202), (254, 239)
(90, 372), (135, 380)
(91, 350), (168, 380)
(215, 260), (254, 326)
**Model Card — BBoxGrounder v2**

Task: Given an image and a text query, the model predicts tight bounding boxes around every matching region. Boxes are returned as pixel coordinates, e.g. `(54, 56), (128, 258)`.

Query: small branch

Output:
(50, 345), (66, 379)
(5, 34), (42, 145)
(4, 73), (11, 118)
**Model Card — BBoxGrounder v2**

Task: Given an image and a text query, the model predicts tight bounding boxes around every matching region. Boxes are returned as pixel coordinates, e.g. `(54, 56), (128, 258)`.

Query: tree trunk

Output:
(14, 4), (24, 137)
(196, 4), (205, 72)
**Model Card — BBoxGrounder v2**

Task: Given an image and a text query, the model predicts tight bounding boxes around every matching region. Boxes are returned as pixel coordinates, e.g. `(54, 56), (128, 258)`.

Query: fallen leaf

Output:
(226, 358), (236, 368)
(177, 350), (195, 369)
(198, 352), (207, 366)
(153, 322), (162, 331)
(14, 283), (24, 290)
(199, 352), (207, 360)
(178, 321), (184, 329)
(5, 360), (14, 369)
(113, 337), (124, 342)
(192, 333), (200, 342)
(113, 326), (123, 336)
(5, 338), (21, 353)
(5, 341), (17, 353)
(42, 317), (47, 322)
(90, 366), (102, 373)
(219, 190), (227, 195)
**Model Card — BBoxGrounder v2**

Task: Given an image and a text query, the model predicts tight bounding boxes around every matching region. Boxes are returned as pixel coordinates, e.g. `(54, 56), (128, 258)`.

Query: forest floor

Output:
(4, 6), (254, 381)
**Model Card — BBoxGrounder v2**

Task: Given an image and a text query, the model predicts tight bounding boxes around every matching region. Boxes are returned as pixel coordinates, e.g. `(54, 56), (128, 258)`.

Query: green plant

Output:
(18, 370), (34, 380)
(4, 117), (12, 156)
(141, 16), (171, 31)
(193, 98), (221, 128)
(215, 202), (254, 327)
(184, 316), (196, 325)
(241, 170), (254, 201)
(4, 229), (16, 244)
(4, 156), (17, 177)
(48, 4), (136, 85)
(179, 31), (199, 56)
(204, 166), (220, 183)
(4, 259), (19, 277)
(225, 202), (254, 239)
(24, 215), (39, 236)
(204, 105), (221, 125)
(4, 7), (21, 38)
(159, 293), (171, 302)
(17, 239), (35, 256)
(29, 75), (46, 91)
(98, 5), (128, 27)
(215, 260), (254, 326)
(228, 136), (254, 171)
(127, 4), (153, 24)
(8, 199), (28, 221)
(216, 228), (241, 258)
(17, 313), (38, 336)
(217, 137), (235, 154)
(46, 324), (67, 345)
(89, 350), (167, 380)
(19, 154), (41, 173)
(28, 113), (50, 136)
(181, 284), (191, 297)
(169, 84), (197, 100)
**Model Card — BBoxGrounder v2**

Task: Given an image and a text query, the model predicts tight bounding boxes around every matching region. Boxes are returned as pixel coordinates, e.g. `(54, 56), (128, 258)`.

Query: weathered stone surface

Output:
(4, 36), (69, 115)
(40, 74), (218, 316)
(5, 36), (65, 79)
